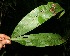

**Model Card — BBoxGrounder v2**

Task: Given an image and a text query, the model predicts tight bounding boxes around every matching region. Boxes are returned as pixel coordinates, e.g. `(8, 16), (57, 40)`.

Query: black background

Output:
(0, 0), (70, 56)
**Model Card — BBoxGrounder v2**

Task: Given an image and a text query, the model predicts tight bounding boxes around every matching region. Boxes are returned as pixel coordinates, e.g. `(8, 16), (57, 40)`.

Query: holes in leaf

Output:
(23, 37), (28, 38)
(40, 10), (44, 13)
(35, 14), (38, 17)
(35, 15), (38, 17)
(50, 6), (57, 16)
(50, 7), (55, 13)
(50, 4), (56, 14)
(52, 4), (56, 8)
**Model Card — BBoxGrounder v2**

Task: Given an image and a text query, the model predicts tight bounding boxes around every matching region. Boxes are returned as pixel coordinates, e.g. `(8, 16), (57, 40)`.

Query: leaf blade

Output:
(11, 33), (66, 47)
(11, 2), (64, 38)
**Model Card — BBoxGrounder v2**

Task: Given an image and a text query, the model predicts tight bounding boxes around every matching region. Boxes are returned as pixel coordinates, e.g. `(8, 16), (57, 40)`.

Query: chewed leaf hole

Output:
(23, 37), (28, 38)
(40, 10), (44, 12)
(36, 15), (38, 17)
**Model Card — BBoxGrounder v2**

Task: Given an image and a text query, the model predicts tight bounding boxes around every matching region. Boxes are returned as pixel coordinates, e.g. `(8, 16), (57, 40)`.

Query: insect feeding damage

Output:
(50, 4), (57, 16)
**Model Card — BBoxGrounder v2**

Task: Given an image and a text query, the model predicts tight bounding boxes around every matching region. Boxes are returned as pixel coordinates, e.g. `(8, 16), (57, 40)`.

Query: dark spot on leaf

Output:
(36, 15), (38, 17)
(40, 10), (44, 12)
(23, 37), (28, 38)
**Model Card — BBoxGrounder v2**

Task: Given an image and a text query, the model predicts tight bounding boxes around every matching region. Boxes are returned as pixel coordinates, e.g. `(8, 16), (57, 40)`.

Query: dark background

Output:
(0, 0), (70, 56)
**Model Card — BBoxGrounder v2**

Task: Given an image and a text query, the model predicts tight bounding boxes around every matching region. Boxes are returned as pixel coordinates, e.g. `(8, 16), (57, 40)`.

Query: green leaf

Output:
(11, 33), (66, 47)
(11, 2), (64, 38)
(58, 10), (65, 18)
(11, 2), (65, 47)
